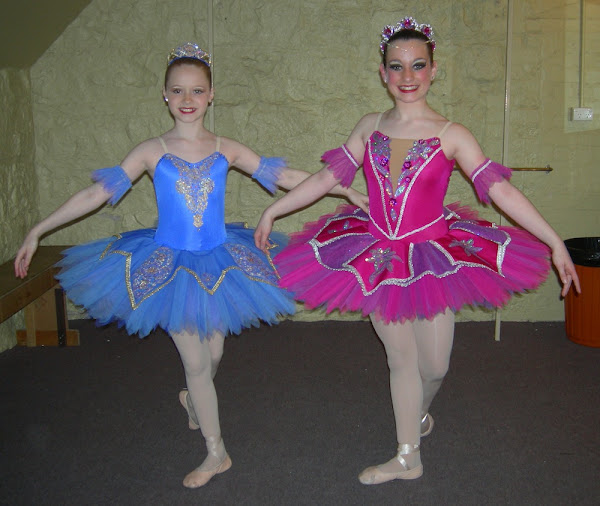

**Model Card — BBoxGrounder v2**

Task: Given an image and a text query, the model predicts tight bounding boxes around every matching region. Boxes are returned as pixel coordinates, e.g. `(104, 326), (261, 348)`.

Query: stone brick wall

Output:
(501, 0), (600, 320)
(0, 68), (37, 350)
(1, 0), (598, 350)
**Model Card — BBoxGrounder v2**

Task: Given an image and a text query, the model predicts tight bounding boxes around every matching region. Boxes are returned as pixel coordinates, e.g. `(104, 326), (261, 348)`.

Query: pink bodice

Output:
(364, 131), (454, 243)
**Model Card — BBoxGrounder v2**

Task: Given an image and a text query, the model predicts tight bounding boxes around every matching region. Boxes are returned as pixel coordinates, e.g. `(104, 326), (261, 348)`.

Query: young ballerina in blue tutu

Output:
(14, 43), (366, 488)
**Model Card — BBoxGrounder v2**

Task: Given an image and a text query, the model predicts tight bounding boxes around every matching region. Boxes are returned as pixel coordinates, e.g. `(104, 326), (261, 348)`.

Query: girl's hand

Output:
(14, 232), (40, 279)
(347, 189), (369, 213)
(552, 243), (581, 297)
(254, 210), (275, 252)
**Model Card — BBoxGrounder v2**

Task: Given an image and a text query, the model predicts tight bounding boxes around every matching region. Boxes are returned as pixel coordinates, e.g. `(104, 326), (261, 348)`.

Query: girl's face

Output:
(163, 63), (214, 122)
(380, 40), (437, 104)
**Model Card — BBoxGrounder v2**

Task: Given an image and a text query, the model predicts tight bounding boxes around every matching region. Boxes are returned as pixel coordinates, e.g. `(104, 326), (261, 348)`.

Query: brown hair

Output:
(382, 29), (434, 65)
(164, 58), (212, 88)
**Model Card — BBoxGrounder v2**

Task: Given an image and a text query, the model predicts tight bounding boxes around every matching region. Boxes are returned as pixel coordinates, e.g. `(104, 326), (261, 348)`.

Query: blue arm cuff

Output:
(91, 166), (132, 205)
(252, 157), (286, 194)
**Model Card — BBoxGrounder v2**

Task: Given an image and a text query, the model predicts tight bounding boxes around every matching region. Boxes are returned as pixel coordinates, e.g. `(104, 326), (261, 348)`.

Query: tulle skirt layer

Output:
(274, 203), (551, 323)
(56, 224), (295, 338)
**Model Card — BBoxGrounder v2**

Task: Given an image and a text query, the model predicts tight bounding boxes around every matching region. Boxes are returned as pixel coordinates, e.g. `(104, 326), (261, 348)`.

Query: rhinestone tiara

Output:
(167, 42), (212, 67)
(380, 17), (436, 54)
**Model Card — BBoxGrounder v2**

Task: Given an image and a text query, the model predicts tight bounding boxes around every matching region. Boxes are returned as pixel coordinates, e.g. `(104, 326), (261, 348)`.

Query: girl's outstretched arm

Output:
(487, 180), (580, 297)
(14, 183), (114, 278)
(248, 114), (372, 250)
(223, 137), (364, 200)
(277, 167), (368, 213)
(14, 141), (154, 278)
(269, 115), (370, 200)
(254, 167), (341, 251)
(447, 124), (580, 297)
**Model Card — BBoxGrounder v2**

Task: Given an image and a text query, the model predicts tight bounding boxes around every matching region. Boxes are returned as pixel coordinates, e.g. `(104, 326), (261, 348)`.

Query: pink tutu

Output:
(274, 129), (551, 323)
(275, 203), (550, 323)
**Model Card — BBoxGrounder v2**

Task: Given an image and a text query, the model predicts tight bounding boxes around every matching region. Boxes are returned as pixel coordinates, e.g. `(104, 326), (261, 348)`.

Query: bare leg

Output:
(171, 330), (231, 488)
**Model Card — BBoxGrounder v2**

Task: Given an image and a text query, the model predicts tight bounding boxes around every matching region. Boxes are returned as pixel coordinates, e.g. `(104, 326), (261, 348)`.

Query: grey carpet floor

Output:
(1, 319), (599, 505)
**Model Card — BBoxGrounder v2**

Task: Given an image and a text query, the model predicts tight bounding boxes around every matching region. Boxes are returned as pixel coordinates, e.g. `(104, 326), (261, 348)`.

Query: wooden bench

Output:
(0, 245), (79, 347)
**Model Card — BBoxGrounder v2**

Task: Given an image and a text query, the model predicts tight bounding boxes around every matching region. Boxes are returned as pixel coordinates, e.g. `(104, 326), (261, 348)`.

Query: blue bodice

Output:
(153, 152), (229, 251)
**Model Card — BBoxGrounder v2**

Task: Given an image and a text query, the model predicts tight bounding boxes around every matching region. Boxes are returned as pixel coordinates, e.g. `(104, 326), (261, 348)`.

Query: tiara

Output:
(167, 42), (212, 67)
(380, 17), (436, 54)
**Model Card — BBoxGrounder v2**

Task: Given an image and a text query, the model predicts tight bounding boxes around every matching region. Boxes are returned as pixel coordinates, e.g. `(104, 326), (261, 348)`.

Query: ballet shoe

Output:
(359, 444), (423, 485)
(183, 436), (232, 488)
(420, 412), (434, 437)
(179, 389), (200, 430)
(182, 454), (232, 488)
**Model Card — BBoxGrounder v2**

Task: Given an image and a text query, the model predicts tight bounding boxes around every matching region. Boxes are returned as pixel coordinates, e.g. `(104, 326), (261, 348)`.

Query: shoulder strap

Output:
(437, 121), (452, 139)
(157, 136), (168, 154)
(374, 112), (384, 131)
(215, 136), (221, 152)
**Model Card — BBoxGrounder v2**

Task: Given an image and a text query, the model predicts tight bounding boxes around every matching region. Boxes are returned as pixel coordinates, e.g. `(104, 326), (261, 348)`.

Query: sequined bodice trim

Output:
(100, 231), (282, 308)
(366, 131), (452, 241)
(167, 153), (218, 229)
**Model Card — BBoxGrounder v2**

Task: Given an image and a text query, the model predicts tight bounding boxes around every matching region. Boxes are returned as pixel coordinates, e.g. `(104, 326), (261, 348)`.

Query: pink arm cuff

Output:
(470, 159), (512, 203)
(321, 145), (360, 188)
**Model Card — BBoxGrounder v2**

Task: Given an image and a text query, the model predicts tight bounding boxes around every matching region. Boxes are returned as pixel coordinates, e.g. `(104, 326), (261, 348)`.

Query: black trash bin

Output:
(564, 237), (600, 347)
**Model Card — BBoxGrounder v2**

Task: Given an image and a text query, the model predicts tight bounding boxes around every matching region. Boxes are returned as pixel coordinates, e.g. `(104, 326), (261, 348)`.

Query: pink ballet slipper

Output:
(183, 436), (232, 488)
(359, 444), (423, 485)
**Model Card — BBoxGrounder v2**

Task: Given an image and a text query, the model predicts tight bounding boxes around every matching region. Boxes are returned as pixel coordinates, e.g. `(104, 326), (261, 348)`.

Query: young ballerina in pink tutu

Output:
(14, 43), (365, 488)
(255, 18), (580, 484)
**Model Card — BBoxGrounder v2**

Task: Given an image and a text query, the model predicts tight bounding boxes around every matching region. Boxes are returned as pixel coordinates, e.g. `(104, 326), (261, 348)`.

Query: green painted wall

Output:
(0, 68), (37, 351)
(1, 0), (598, 350)
(500, 0), (600, 320)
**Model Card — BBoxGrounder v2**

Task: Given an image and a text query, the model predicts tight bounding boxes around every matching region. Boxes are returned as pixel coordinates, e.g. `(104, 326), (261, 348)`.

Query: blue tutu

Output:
(57, 225), (295, 338)
(57, 151), (296, 339)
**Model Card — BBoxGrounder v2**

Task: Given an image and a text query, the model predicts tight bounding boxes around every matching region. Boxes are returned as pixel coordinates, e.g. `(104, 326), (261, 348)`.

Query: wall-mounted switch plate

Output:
(571, 107), (593, 121)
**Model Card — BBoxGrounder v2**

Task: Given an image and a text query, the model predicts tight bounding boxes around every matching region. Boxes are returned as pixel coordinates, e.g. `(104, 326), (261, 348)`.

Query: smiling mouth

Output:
(179, 107), (197, 113)
(399, 86), (418, 93)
